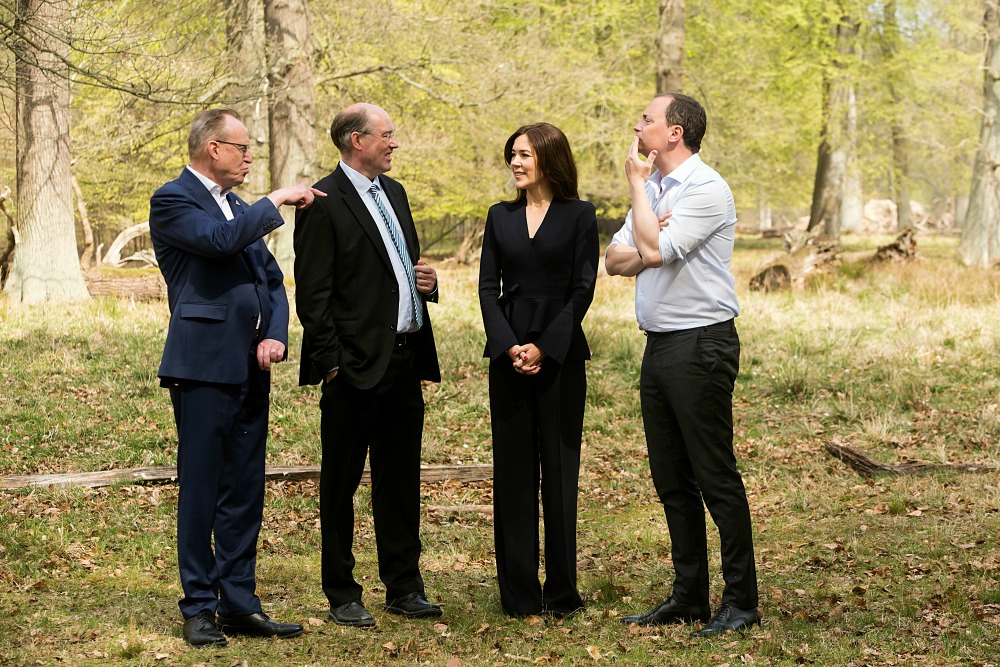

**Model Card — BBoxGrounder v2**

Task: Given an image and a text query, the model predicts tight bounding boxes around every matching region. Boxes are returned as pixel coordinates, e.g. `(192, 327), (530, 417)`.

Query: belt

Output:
(644, 319), (735, 338)
(394, 333), (412, 348)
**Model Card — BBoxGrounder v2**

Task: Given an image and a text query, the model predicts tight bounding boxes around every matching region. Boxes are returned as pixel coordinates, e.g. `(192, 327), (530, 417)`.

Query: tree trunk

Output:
(73, 173), (94, 269)
(884, 0), (913, 232)
(264, 0), (316, 273)
(841, 86), (862, 232)
(960, 1), (1000, 268)
(807, 14), (860, 240)
(227, 0), (270, 204)
(4, 0), (89, 303)
(656, 0), (684, 93)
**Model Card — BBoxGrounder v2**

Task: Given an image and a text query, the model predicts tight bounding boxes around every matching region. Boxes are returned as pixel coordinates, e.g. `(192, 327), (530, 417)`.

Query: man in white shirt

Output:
(606, 93), (760, 637)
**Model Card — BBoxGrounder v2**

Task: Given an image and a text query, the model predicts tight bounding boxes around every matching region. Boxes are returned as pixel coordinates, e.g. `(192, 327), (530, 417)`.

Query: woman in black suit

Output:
(478, 123), (599, 617)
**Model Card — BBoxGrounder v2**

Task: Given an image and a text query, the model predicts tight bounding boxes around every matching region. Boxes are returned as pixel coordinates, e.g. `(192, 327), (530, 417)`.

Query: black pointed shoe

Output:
(216, 611), (304, 639)
(182, 610), (227, 647)
(690, 604), (761, 637)
(329, 600), (376, 627)
(384, 592), (443, 619)
(621, 596), (711, 626)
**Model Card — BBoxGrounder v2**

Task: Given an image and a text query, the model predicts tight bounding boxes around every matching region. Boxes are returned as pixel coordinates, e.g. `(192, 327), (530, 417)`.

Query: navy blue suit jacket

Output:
(150, 168), (289, 386)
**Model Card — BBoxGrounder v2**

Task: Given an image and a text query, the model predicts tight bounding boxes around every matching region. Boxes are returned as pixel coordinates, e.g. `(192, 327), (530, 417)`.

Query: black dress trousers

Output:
(317, 345), (427, 607)
(639, 319), (758, 610)
(489, 357), (586, 616)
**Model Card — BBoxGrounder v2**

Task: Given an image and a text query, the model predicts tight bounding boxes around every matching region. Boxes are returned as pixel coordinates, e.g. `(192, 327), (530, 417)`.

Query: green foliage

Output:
(0, 0), (986, 245)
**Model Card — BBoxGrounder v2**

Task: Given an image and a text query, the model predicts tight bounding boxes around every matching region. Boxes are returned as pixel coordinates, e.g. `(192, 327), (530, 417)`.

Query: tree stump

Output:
(870, 228), (917, 263)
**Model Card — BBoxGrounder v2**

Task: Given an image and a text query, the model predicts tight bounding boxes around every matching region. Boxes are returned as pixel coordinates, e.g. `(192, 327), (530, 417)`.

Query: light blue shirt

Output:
(610, 153), (740, 332)
(340, 160), (419, 333)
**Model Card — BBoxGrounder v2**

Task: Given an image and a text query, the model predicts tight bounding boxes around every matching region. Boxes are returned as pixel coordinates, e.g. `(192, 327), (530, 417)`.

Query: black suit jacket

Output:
(478, 198), (599, 364)
(150, 168), (288, 385)
(294, 165), (440, 390)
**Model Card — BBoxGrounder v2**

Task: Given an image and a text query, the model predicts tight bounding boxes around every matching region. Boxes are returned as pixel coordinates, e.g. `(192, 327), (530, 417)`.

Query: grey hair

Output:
(187, 108), (241, 160)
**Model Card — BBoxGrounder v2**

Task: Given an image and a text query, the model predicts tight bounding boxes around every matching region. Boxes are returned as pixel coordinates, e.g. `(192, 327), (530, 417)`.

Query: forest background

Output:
(1, 1), (999, 666)
(0, 0), (995, 296)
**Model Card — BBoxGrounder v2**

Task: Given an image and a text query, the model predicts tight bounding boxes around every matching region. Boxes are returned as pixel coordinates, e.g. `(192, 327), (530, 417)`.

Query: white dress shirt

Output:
(340, 160), (419, 333)
(610, 153), (740, 332)
(186, 165), (235, 220)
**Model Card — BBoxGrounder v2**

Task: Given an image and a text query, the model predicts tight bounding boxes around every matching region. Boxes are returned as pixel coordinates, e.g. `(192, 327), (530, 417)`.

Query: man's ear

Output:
(205, 141), (221, 162)
(350, 132), (365, 152)
(669, 124), (684, 145)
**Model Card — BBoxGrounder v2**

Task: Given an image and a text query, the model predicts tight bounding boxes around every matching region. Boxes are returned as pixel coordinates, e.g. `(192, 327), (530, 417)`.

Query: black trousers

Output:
(489, 358), (586, 616)
(318, 344), (426, 607)
(639, 319), (758, 609)
(170, 353), (268, 619)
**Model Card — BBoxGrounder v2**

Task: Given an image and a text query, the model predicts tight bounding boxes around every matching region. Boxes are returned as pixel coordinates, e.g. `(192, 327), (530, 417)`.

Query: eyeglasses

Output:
(359, 130), (396, 142)
(214, 139), (251, 156)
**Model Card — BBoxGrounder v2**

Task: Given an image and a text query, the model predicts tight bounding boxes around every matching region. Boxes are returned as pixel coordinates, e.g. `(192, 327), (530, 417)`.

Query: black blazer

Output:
(294, 165), (440, 390)
(150, 168), (288, 385)
(478, 198), (599, 364)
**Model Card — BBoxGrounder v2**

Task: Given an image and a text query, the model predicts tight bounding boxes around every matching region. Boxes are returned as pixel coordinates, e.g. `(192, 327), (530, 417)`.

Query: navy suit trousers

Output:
(170, 353), (269, 619)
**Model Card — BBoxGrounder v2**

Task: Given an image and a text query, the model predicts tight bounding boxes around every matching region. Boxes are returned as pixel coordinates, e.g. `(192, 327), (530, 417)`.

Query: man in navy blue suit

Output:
(149, 108), (324, 648)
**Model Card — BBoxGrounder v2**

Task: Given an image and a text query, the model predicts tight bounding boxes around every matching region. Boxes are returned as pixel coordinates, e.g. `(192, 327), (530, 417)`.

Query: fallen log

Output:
(84, 269), (167, 301)
(870, 228), (917, 263)
(427, 504), (494, 514)
(0, 463), (493, 491)
(749, 234), (843, 292)
(749, 230), (918, 292)
(823, 441), (996, 478)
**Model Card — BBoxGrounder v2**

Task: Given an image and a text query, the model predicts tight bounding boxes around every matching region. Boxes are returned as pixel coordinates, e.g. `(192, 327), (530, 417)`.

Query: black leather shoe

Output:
(384, 592), (443, 619)
(329, 600), (376, 628)
(691, 604), (761, 637)
(217, 611), (304, 639)
(182, 610), (227, 647)
(620, 596), (711, 626)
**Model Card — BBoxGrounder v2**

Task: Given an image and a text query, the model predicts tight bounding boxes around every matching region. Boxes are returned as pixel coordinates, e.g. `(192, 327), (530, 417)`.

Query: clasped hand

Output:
(508, 343), (545, 375)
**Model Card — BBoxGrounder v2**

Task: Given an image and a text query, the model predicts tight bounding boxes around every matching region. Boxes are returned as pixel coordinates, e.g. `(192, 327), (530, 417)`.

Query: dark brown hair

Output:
(504, 123), (579, 202)
(657, 93), (706, 153)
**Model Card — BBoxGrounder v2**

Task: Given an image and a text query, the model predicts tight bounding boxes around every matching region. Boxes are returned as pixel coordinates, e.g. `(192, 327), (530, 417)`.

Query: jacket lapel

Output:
(334, 166), (395, 274)
(178, 168), (229, 223)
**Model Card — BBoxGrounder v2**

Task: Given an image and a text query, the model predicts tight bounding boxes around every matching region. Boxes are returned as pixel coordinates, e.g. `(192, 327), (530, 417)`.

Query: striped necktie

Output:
(368, 183), (423, 329)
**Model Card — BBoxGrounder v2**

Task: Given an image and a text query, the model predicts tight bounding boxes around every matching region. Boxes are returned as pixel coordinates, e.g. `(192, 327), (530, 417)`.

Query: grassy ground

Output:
(0, 234), (997, 666)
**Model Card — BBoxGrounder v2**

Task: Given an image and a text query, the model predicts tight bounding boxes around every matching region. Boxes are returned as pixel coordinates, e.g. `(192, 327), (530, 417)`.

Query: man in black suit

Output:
(150, 108), (323, 647)
(294, 103), (442, 628)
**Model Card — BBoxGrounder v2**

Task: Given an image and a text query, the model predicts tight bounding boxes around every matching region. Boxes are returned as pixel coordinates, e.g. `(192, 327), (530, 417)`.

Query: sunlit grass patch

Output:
(1, 236), (998, 665)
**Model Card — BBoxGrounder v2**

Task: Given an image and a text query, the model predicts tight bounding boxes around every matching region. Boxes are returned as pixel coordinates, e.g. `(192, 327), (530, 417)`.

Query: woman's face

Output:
(509, 134), (544, 191)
